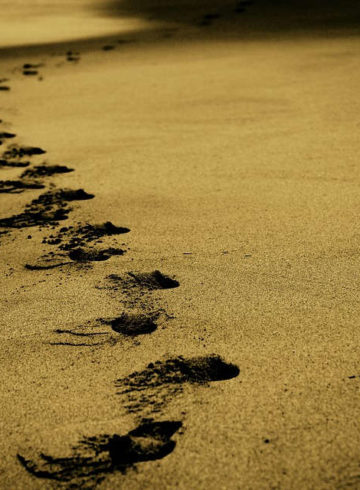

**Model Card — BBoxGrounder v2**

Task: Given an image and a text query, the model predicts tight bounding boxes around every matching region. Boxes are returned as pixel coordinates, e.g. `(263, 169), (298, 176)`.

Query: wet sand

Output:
(1, 1), (360, 488)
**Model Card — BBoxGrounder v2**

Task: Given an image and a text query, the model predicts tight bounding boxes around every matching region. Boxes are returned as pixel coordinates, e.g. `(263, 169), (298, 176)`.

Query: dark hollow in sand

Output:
(118, 355), (240, 390)
(17, 420), (182, 485)
(68, 247), (125, 262)
(0, 159), (30, 168)
(0, 132), (16, 139)
(102, 313), (158, 336)
(43, 221), (130, 249)
(3, 146), (46, 158)
(0, 188), (94, 228)
(29, 221), (129, 269)
(66, 51), (81, 62)
(0, 166), (71, 194)
(0, 180), (44, 193)
(107, 270), (180, 290)
(23, 63), (43, 69)
(21, 165), (74, 179)
(116, 356), (240, 416)
(90, 221), (130, 236)
(56, 189), (95, 201)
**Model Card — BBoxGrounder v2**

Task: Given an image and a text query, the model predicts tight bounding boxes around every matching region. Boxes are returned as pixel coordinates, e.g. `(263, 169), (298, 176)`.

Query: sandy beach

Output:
(1, 1), (360, 488)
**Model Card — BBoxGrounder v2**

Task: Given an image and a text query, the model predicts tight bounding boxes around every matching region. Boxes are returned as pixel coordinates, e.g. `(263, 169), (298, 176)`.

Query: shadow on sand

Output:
(0, 0), (359, 60)
(98, 0), (360, 37)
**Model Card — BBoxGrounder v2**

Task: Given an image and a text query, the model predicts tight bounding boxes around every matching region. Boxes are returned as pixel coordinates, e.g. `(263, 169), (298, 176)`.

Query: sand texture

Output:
(1, 1), (360, 488)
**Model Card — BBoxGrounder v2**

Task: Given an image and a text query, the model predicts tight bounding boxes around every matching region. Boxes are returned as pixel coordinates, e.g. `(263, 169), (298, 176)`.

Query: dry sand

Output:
(1, 1), (360, 488)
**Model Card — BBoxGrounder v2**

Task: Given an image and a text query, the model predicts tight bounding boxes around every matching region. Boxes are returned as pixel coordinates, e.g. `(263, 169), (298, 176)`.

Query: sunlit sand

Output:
(1, 1), (360, 488)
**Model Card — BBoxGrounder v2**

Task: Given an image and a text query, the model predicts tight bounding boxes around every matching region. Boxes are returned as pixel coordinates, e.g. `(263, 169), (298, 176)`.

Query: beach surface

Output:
(1, 1), (360, 488)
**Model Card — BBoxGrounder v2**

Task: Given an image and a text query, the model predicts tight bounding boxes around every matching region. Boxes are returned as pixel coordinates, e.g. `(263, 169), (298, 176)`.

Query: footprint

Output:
(25, 221), (130, 269)
(43, 221), (130, 249)
(0, 131), (16, 140)
(234, 0), (252, 14)
(66, 51), (80, 62)
(2, 145), (46, 159)
(0, 159), (30, 168)
(0, 180), (45, 194)
(17, 420), (182, 486)
(22, 63), (43, 77)
(97, 271), (178, 318)
(25, 247), (126, 270)
(68, 247), (125, 262)
(0, 188), (94, 228)
(23, 63), (43, 69)
(0, 86), (10, 91)
(21, 165), (73, 179)
(106, 270), (180, 292)
(116, 355), (239, 416)
(50, 189), (94, 201)
(103, 313), (158, 336)
(0, 165), (73, 195)
(102, 45), (115, 51)
(198, 13), (221, 26)
(50, 312), (158, 346)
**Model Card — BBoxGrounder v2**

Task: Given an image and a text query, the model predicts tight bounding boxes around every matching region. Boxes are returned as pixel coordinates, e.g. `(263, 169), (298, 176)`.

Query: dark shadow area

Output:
(0, 1), (359, 61)
(99, 0), (360, 38)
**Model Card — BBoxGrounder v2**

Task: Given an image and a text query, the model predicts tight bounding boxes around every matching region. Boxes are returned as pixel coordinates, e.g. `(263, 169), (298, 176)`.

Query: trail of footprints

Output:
(0, 21), (244, 488)
(0, 0), (253, 89)
(197, 0), (253, 26)
(0, 131), (240, 488)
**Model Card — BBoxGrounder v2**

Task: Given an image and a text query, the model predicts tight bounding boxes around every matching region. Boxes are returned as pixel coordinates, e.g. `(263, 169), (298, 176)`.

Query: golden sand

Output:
(1, 1), (360, 488)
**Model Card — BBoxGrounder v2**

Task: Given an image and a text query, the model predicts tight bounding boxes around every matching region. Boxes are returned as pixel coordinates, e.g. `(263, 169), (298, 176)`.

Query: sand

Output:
(1, 1), (360, 488)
